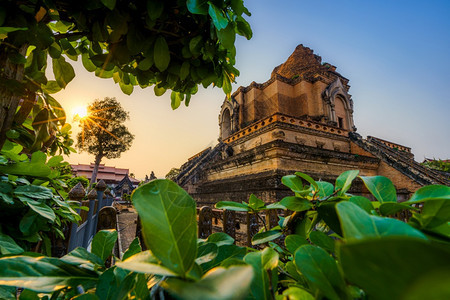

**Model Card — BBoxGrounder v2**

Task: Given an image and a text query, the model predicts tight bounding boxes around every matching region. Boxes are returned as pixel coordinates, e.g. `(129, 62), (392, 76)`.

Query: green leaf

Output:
(216, 24), (235, 50)
(95, 268), (117, 300)
(41, 80), (62, 94)
(187, 0), (208, 15)
(349, 196), (373, 213)
(335, 170), (359, 195)
(379, 202), (414, 216)
(336, 201), (427, 241)
(215, 201), (249, 212)
(281, 175), (303, 193)
(295, 172), (319, 191)
(280, 196), (312, 212)
(316, 181), (334, 198)
(196, 243), (218, 265)
(154, 85), (166, 96)
(208, 3), (228, 30)
(61, 247), (104, 267)
(248, 194), (265, 211)
(236, 16), (252, 39)
(414, 199), (450, 229)
(201, 244), (246, 271)
(360, 175), (397, 203)
(339, 237), (450, 300)
(119, 81), (133, 95)
(101, 0), (116, 10)
(154, 36), (170, 72)
(294, 245), (347, 300)
(122, 237), (142, 261)
(132, 179), (197, 276)
(252, 230), (282, 245)
(52, 56), (75, 88)
(115, 251), (177, 277)
(91, 229), (118, 262)
(170, 91), (183, 110)
(265, 202), (285, 209)
(282, 287), (315, 300)
(180, 61), (190, 80)
(164, 266), (253, 300)
(285, 234), (308, 254)
(0, 151), (51, 177)
(0, 256), (98, 293)
(406, 185), (450, 203)
(14, 185), (53, 199)
(309, 231), (335, 253)
(82, 53), (97, 72)
(0, 232), (24, 255)
(26, 202), (55, 222)
(244, 247), (279, 300)
(205, 232), (234, 246)
(147, 0), (164, 20)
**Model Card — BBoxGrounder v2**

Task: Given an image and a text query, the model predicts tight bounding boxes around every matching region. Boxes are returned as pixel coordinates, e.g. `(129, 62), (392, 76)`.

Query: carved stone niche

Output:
(272, 130), (285, 140)
(315, 140), (325, 149)
(295, 136), (306, 145)
(198, 206), (213, 239)
(333, 142), (341, 152)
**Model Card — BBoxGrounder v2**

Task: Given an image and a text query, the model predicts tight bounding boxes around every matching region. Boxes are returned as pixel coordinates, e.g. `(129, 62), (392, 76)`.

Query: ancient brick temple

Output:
(176, 45), (449, 205)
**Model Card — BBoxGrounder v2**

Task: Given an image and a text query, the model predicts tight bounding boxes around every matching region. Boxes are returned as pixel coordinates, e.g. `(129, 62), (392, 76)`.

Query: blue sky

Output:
(60, 0), (450, 178)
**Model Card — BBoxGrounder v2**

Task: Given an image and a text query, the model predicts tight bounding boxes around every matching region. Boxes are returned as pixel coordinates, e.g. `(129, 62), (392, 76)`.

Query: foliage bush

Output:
(0, 140), (81, 257)
(0, 170), (449, 299)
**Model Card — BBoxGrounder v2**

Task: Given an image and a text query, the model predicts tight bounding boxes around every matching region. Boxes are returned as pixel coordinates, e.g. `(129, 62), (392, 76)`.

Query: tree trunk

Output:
(0, 43), (29, 149)
(89, 153), (103, 190)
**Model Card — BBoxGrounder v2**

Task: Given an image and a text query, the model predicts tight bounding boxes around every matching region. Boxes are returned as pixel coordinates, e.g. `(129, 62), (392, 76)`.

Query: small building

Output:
(71, 163), (140, 189)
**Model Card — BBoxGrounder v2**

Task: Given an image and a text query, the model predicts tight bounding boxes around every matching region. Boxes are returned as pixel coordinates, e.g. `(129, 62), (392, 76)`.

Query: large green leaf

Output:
(406, 185), (450, 203)
(281, 175), (303, 193)
(252, 230), (282, 245)
(196, 243), (218, 265)
(336, 202), (426, 241)
(244, 247), (278, 300)
(0, 232), (24, 255)
(248, 194), (265, 211)
(52, 56), (75, 88)
(282, 287), (315, 300)
(61, 247), (104, 268)
(215, 201), (249, 212)
(413, 199), (450, 229)
(379, 202), (414, 216)
(0, 256), (98, 293)
(187, 0), (208, 15)
(163, 266), (253, 300)
(349, 196), (373, 213)
(26, 202), (55, 222)
(339, 238), (450, 300)
(95, 268), (117, 300)
(201, 244), (246, 271)
(205, 232), (234, 246)
(91, 229), (118, 262)
(316, 181), (334, 198)
(154, 36), (170, 72)
(0, 151), (51, 177)
(280, 196), (312, 212)
(284, 234), (308, 254)
(121, 237), (142, 261)
(294, 245), (348, 300)
(335, 170), (359, 195)
(295, 172), (318, 191)
(360, 176), (397, 203)
(14, 185), (53, 199)
(132, 179), (197, 276)
(115, 251), (177, 277)
(309, 231), (335, 253)
(208, 3), (229, 30)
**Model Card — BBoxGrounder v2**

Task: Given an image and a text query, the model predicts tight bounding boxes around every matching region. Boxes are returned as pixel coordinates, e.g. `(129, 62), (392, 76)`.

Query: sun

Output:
(73, 106), (88, 120)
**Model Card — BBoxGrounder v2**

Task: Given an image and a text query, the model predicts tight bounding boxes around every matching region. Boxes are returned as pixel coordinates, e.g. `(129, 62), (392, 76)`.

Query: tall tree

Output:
(0, 0), (252, 149)
(76, 97), (134, 186)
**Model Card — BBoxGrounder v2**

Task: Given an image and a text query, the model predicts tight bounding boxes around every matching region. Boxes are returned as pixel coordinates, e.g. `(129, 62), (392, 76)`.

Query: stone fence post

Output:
(247, 213), (259, 247)
(83, 188), (97, 248)
(198, 206), (212, 239)
(223, 210), (236, 240)
(67, 183), (86, 252)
